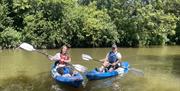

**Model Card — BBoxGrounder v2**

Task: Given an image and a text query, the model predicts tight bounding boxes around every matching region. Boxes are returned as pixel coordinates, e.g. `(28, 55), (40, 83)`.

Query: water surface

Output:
(0, 46), (180, 91)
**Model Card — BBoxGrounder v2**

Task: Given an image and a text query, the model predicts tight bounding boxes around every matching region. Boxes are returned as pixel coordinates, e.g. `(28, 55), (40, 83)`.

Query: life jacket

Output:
(57, 53), (71, 75)
(59, 53), (70, 64)
(108, 51), (118, 63)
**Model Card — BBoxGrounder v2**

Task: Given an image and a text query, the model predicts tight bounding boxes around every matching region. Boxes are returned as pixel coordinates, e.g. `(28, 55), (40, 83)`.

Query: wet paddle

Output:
(19, 42), (87, 73)
(82, 54), (101, 63)
(82, 54), (144, 77)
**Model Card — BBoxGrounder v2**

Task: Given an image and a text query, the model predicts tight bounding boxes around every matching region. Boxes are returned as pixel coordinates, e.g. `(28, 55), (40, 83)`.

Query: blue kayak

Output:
(51, 63), (84, 88)
(86, 62), (129, 80)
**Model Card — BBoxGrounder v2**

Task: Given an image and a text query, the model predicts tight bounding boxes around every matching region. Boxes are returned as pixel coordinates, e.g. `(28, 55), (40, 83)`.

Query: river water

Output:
(0, 46), (180, 91)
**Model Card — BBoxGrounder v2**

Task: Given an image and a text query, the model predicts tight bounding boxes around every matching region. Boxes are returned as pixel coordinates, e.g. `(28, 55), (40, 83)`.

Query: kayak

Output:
(51, 63), (84, 88)
(86, 62), (129, 80)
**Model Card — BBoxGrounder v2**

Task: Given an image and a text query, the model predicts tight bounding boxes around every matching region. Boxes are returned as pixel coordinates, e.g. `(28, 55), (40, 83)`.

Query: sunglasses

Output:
(112, 47), (116, 50)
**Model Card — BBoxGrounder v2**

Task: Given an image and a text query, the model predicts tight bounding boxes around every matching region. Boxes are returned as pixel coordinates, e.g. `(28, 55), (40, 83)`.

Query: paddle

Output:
(19, 42), (87, 73)
(82, 54), (144, 77)
(82, 54), (101, 63)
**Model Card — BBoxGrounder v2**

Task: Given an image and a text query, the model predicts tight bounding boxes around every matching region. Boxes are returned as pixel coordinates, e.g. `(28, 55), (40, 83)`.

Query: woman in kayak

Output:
(99, 44), (122, 72)
(49, 45), (75, 76)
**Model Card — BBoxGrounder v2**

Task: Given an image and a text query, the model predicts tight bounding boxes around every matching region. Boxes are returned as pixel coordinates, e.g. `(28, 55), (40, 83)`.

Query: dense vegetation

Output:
(0, 0), (180, 48)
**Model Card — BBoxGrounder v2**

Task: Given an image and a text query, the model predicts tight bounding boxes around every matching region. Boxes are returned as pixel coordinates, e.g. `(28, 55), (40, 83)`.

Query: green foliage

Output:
(62, 3), (118, 47)
(0, 0), (180, 48)
(174, 21), (180, 44)
(103, 0), (178, 47)
(22, 14), (65, 48)
(0, 3), (13, 32)
(22, 0), (66, 48)
(0, 27), (21, 48)
(22, 0), (118, 48)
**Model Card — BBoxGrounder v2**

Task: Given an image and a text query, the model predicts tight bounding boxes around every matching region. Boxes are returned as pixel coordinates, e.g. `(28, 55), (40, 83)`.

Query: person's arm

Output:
(64, 56), (71, 63)
(117, 53), (122, 62)
(48, 53), (60, 61)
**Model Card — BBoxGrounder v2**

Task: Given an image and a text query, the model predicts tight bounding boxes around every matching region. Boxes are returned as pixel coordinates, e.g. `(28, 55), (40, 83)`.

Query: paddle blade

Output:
(129, 68), (144, 77)
(19, 43), (36, 51)
(82, 54), (93, 61)
(73, 64), (87, 73)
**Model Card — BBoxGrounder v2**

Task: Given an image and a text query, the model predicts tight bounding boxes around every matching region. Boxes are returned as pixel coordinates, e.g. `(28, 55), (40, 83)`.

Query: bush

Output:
(0, 27), (21, 48)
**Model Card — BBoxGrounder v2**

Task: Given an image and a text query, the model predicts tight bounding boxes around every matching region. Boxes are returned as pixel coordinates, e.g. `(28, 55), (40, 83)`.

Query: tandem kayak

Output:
(51, 63), (84, 88)
(86, 62), (129, 80)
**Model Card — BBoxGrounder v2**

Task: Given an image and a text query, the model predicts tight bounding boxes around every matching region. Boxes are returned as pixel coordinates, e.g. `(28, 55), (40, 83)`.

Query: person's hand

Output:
(48, 55), (53, 60)
(103, 61), (109, 67)
(112, 63), (116, 66)
(61, 59), (65, 62)
(100, 59), (105, 62)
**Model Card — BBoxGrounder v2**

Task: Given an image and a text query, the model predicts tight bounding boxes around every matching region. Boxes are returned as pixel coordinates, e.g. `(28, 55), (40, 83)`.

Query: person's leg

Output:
(99, 66), (105, 72)
(55, 61), (59, 66)
(109, 64), (120, 72)
(108, 65), (114, 72)
(114, 64), (120, 69)
(109, 68), (114, 72)
(99, 61), (109, 72)
(56, 67), (64, 75)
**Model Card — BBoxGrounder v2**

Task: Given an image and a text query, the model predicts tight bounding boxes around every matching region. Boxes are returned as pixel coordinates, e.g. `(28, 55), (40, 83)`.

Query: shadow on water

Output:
(171, 55), (180, 76)
(52, 76), (125, 91)
(0, 72), (56, 91)
(0, 72), (127, 91)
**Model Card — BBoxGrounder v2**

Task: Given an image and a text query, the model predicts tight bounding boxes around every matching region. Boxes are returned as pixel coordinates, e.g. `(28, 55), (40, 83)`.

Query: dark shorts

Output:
(106, 64), (120, 70)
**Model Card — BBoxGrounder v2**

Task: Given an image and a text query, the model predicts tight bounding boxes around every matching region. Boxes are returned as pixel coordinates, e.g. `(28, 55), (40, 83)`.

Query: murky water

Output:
(0, 46), (180, 91)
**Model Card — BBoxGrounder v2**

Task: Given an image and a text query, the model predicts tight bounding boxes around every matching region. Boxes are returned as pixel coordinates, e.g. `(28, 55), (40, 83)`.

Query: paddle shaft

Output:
(83, 54), (120, 65)
(91, 58), (102, 63)
(35, 50), (79, 71)
(36, 50), (49, 57)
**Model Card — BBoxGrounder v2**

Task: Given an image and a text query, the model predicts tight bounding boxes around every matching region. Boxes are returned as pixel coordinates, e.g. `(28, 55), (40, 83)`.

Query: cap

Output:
(112, 44), (117, 48)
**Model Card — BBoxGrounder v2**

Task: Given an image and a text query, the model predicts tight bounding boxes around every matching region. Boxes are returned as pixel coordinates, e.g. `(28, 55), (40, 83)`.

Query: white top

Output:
(50, 53), (61, 61)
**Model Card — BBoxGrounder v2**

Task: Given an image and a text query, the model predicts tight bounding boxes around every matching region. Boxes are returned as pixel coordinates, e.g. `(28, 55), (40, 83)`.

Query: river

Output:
(0, 46), (180, 91)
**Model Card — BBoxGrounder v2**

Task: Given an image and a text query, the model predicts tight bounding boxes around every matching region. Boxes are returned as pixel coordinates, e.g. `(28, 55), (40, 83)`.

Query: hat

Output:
(112, 44), (117, 48)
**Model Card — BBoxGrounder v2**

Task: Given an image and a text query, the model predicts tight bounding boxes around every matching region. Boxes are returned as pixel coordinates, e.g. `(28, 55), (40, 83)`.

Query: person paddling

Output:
(99, 44), (122, 72)
(48, 45), (75, 76)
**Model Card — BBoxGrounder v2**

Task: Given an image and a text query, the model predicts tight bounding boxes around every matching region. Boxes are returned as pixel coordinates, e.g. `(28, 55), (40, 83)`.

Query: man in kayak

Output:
(99, 44), (122, 72)
(48, 45), (75, 77)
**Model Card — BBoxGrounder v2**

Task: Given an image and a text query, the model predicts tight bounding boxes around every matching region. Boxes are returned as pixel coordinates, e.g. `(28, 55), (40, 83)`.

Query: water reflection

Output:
(172, 55), (180, 76)
(0, 72), (54, 91)
(0, 73), (125, 91)
(86, 78), (116, 90)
